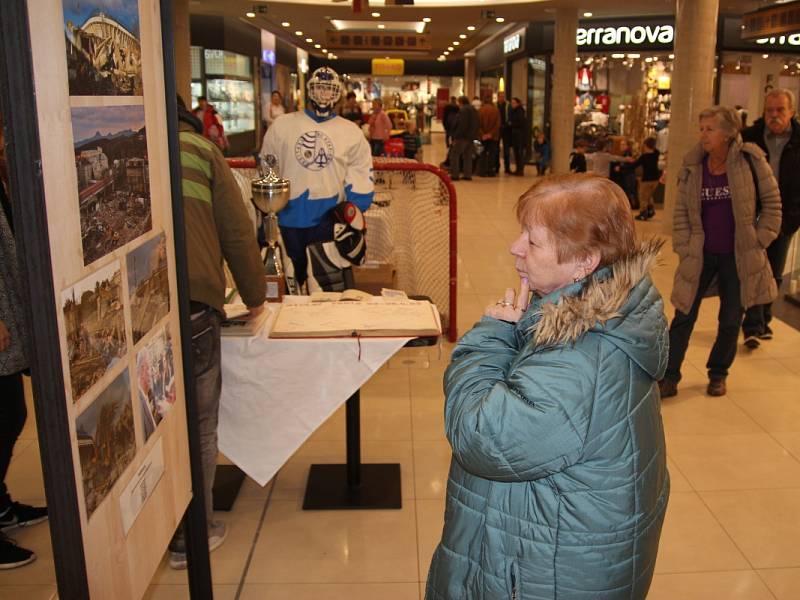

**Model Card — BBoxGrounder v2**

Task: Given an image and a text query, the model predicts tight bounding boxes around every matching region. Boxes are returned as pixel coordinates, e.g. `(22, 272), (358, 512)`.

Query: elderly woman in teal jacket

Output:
(426, 174), (670, 600)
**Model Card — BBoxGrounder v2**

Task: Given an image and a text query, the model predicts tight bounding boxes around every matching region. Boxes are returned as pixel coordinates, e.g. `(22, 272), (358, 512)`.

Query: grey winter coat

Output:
(671, 138), (782, 315)
(426, 241), (670, 600)
(0, 202), (28, 375)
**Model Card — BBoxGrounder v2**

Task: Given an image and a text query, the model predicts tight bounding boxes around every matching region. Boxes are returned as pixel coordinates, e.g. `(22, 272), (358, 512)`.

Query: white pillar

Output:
(551, 8), (578, 175)
(663, 0), (720, 233)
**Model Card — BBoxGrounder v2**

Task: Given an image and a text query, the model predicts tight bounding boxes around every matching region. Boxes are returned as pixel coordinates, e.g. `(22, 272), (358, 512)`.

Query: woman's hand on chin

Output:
(484, 279), (530, 323)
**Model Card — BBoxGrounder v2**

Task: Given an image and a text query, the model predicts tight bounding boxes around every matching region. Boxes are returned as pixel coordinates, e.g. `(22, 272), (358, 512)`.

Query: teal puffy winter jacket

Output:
(426, 241), (670, 600)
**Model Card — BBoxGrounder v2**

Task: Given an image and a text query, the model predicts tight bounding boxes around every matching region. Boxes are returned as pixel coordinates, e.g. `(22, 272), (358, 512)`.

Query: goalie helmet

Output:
(307, 67), (343, 117)
(331, 201), (366, 265)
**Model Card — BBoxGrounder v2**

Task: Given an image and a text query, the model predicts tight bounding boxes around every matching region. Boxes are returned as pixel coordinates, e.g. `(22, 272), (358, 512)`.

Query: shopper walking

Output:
(496, 92), (512, 174)
(478, 98), (500, 177)
(0, 118), (48, 570)
(448, 96), (479, 181)
(368, 98), (392, 157)
(169, 96), (266, 569)
(741, 89), (800, 348)
(660, 106), (781, 399)
(632, 137), (662, 220)
(508, 97), (527, 175)
(426, 174), (669, 600)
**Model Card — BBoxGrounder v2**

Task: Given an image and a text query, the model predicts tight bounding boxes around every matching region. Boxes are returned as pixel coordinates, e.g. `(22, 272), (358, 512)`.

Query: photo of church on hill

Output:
(63, 0), (143, 96)
(71, 104), (152, 265)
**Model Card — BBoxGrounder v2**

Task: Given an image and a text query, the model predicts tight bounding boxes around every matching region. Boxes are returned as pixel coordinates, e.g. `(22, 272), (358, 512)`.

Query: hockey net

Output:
(228, 157), (457, 342)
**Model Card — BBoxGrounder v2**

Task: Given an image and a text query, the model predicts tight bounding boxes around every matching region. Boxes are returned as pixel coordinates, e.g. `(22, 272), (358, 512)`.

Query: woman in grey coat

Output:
(659, 105), (782, 399)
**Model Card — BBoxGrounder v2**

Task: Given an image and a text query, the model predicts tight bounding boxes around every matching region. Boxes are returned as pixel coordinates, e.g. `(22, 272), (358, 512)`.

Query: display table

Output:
(217, 304), (412, 496)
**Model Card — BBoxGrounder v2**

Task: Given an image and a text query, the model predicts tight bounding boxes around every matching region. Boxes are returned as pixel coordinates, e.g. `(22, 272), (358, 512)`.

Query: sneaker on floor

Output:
(744, 335), (760, 349)
(169, 521), (228, 570)
(758, 325), (773, 340)
(658, 378), (678, 399)
(0, 502), (48, 532)
(707, 376), (727, 397)
(0, 535), (36, 569)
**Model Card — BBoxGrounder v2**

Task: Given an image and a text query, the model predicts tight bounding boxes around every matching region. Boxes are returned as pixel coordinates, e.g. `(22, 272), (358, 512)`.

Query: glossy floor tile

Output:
(2, 135), (799, 600)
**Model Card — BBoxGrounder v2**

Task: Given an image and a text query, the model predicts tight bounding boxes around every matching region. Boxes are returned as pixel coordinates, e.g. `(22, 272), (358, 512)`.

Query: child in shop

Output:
(403, 121), (423, 161)
(570, 140), (588, 173)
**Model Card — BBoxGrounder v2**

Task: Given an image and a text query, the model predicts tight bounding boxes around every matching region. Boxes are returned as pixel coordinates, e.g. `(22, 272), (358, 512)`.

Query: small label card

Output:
(120, 437), (165, 535)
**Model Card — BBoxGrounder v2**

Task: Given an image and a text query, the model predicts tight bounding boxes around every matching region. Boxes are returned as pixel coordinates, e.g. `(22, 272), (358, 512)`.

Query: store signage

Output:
(327, 31), (431, 51)
(755, 34), (800, 46)
(504, 33), (522, 54)
(576, 24), (674, 48)
(262, 49), (276, 66)
(742, 1), (800, 41)
(372, 58), (405, 76)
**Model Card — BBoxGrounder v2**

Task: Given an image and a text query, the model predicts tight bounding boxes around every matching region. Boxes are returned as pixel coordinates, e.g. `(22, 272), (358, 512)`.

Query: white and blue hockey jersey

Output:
(261, 109), (374, 228)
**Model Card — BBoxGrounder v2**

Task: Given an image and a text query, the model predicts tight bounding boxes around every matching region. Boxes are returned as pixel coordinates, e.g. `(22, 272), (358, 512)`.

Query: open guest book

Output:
(269, 296), (442, 339)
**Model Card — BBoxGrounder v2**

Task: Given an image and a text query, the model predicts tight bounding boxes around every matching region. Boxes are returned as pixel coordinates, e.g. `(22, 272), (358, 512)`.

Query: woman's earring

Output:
(573, 275), (581, 283)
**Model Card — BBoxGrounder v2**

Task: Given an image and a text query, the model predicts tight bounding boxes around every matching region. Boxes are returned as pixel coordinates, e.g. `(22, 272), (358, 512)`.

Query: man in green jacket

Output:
(170, 97), (265, 569)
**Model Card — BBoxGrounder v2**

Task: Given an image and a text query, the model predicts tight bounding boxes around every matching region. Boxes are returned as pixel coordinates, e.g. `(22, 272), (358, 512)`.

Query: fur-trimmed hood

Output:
(519, 238), (668, 379)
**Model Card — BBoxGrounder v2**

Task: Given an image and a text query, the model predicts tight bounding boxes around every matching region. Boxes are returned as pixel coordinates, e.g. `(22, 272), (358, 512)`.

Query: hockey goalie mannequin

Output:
(261, 66), (374, 291)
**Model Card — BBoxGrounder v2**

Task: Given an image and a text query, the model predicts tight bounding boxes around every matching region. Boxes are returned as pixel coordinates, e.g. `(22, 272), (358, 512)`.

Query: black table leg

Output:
(212, 464), (246, 511)
(303, 389), (402, 510)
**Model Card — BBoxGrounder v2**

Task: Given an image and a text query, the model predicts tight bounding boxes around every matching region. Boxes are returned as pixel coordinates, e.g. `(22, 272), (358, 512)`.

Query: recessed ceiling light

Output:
(444, 51), (449, 55)
(423, 17), (431, 23)
(315, 44), (321, 49)
(447, 46), (453, 51)
(496, 17), (505, 23)
(763, 53), (769, 58)
(295, 31), (303, 36)
(322, 49), (328, 53)
(385, 56), (390, 59)
(459, 34), (467, 39)
(467, 25), (476, 31)
(305, 38), (313, 43)
(453, 41), (460, 46)
(583, 12), (593, 17)
(246, 11), (255, 18)
(371, 11), (381, 17)
(378, 24), (385, 29)
(281, 21), (290, 27)
(668, 54), (675, 59)
(575, 57), (581, 62)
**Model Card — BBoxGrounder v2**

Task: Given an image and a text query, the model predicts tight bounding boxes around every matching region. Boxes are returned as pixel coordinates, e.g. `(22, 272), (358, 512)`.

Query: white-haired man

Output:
(741, 88), (798, 348)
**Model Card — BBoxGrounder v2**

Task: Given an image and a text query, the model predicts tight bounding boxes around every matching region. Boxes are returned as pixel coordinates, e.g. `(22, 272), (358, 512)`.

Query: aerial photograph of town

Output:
(62, 260), (127, 402)
(63, 0), (143, 96)
(71, 104), (152, 265)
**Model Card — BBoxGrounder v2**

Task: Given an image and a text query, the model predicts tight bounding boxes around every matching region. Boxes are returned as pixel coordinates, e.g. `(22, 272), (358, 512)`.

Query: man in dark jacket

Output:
(169, 97), (266, 569)
(509, 97), (527, 176)
(741, 89), (800, 348)
(442, 96), (459, 149)
(448, 96), (480, 181)
(496, 92), (512, 174)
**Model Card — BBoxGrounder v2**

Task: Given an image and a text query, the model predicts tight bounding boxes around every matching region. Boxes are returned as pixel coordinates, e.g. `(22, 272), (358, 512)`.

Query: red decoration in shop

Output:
(595, 94), (610, 114)
(352, 0), (368, 13)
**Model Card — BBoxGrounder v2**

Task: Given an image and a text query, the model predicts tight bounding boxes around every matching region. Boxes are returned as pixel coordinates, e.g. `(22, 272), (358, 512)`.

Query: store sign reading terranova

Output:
(576, 24), (674, 47)
(503, 30), (523, 54)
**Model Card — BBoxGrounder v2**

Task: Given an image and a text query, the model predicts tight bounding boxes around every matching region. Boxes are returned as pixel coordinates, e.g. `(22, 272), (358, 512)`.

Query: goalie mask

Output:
(331, 201), (366, 265)
(307, 67), (343, 117)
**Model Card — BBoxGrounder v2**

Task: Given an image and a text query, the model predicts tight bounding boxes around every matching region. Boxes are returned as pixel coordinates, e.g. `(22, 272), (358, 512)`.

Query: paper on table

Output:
(269, 299), (441, 338)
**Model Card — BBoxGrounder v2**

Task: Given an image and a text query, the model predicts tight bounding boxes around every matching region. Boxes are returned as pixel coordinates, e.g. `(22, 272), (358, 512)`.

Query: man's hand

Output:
(242, 304), (265, 320)
(0, 320), (11, 352)
(484, 279), (530, 323)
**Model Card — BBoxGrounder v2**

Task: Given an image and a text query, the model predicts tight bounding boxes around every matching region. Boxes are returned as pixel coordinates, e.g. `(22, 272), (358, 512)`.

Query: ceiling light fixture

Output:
(423, 17), (431, 23)
(295, 31), (303, 36)
(496, 17), (505, 23)
(246, 11), (255, 18)
(444, 51), (449, 55)
(305, 38), (313, 43)
(763, 53), (769, 58)
(467, 25), (476, 31)
(281, 21), (290, 27)
(371, 12), (381, 17)
(453, 41), (460, 46)
(315, 44), (321, 49)
(459, 34), (467, 39)
(668, 54), (675, 59)
(322, 48), (328, 53)
(447, 46), (453, 51)
(378, 24), (385, 29)
(583, 12), (593, 17)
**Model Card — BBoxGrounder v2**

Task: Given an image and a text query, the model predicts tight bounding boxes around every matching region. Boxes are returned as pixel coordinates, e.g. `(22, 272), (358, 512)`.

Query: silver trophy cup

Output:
(251, 155), (290, 284)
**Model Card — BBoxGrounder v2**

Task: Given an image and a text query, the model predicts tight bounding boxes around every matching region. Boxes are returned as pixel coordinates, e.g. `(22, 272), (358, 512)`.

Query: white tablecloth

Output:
(218, 305), (411, 486)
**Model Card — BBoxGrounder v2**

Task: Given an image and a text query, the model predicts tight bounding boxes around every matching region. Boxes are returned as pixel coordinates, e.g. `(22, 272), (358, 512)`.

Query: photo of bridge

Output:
(71, 104), (152, 265)
(63, 0), (142, 96)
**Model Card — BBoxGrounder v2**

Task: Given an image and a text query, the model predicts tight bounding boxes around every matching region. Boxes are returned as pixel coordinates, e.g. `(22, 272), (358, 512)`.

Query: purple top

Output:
(701, 156), (736, 254)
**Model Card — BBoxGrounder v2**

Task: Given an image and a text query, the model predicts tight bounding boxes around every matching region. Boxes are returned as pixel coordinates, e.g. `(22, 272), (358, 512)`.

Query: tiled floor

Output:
(2, 136), (800, 599)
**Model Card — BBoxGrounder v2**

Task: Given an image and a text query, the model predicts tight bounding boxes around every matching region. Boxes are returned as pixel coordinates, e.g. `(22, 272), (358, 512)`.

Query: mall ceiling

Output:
(189, 0), (766, 61)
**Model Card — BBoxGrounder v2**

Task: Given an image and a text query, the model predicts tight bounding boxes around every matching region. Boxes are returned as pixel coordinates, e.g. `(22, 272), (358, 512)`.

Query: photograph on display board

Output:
(135, 327), (176, 442)
(71, 104), (152, 265)
(62, 260), (127, 402)
(127, 232), (170, 344)
(63, 0), (143, 96)
(76, 368), (136, 518)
